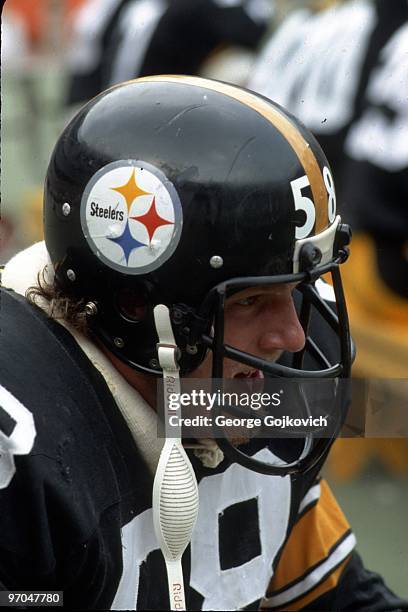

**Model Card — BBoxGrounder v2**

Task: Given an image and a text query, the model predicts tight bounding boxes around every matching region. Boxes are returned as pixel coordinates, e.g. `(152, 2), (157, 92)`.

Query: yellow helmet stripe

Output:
(133, 75), (329, 233)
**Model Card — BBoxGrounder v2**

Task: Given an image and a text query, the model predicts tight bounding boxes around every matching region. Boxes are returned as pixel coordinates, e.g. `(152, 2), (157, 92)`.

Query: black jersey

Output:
(1, 286), (406, 610)
(249, 0), (408, 305)
(66, 0), (271, 106)
(340, 2), (408, 298)
(248, 0), (408, 223)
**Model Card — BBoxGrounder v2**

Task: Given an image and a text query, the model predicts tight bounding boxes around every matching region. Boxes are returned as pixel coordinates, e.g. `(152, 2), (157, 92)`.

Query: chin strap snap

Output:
(152, 304), (199, 611)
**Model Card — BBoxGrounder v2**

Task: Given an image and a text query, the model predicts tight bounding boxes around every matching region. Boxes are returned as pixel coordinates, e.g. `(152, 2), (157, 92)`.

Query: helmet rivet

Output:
(84, 302), (98, 316)
(149, 358), (160, 369)
(114, 337), (125, 348)
(62, 202), (71, 216)
(186, 344), (198, 355)
(210, 255), (223, 269)
(311, 247), (322, 264)
(172, 309), (184, 323)
(66, 269), (76, 282)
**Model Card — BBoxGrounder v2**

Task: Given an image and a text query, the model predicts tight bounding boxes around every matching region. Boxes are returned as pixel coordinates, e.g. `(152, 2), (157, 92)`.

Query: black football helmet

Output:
(44, 76), (353, 475)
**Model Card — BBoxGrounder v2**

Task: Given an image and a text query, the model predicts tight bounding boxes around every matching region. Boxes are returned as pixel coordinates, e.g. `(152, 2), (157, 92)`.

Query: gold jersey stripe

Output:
(260, 556), (351, 611)
(265, 480), (351, 596)
(133, 75), (329, 233)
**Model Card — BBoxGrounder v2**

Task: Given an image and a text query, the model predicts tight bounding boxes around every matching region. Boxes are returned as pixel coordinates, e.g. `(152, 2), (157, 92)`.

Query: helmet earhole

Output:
(116, 287), (148, 322)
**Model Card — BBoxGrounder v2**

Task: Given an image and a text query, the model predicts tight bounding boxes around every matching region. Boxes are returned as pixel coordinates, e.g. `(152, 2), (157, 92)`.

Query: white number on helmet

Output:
(323, 166), (336, 222)
(292, 167), (336, 239)
(291, 174), (315, 239)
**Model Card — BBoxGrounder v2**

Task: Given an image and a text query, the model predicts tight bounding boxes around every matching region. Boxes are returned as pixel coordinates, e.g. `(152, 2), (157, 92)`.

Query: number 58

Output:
(291, 166), (336, 239)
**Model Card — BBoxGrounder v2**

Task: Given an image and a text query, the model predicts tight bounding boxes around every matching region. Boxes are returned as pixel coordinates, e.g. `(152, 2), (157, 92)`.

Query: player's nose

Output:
(257, 295), (306, 355)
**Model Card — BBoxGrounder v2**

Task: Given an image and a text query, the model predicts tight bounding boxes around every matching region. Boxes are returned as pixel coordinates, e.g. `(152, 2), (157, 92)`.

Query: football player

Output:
(1, 77), (406, 610)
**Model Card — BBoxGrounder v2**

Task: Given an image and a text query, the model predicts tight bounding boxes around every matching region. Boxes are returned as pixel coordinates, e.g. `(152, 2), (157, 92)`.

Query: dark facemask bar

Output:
(199, 260), (352, 380)
(196, 260), (353, 476)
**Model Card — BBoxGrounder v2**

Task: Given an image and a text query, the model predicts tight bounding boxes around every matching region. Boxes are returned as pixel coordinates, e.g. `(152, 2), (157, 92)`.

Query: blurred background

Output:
(1, 0), (407, 598)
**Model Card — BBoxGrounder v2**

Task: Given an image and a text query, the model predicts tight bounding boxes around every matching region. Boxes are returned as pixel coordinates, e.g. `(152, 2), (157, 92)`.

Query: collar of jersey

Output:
(2, 242), (223, 471)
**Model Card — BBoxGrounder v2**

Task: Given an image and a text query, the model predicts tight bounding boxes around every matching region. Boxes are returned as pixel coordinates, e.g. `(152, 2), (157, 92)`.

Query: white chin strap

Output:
(152, 305), (199, 611)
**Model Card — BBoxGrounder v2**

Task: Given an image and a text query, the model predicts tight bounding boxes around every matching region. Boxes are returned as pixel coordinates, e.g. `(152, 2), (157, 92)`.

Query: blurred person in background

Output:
(339, 0), (408, 376)
(2, 0), (86, 51)
(1, 3), (42, 261)
(334, 0), (408, 478)
(248, 0), (408, 481)
(1, 0), (88, 258)
(66, 0), (274, 108)
(249, 0), (407, 222)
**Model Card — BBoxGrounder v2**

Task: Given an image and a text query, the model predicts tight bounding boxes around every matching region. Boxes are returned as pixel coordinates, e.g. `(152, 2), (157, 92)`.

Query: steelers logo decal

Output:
(80, 161), (182, 274)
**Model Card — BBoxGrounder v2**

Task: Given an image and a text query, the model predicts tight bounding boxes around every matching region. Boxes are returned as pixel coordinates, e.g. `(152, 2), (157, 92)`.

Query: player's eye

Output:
(235, 296), (257, 306)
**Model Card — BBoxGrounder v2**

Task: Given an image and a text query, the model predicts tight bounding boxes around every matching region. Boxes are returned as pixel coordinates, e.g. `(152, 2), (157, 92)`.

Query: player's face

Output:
(190, 283), (305, 379)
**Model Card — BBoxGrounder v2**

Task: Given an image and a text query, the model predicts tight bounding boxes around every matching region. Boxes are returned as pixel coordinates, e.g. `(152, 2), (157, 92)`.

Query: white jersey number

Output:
(345, 23), (408, 171)
(0, 385), (36, 489)
(249, 1), (376, 134)
(111, 448), (291, 610)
